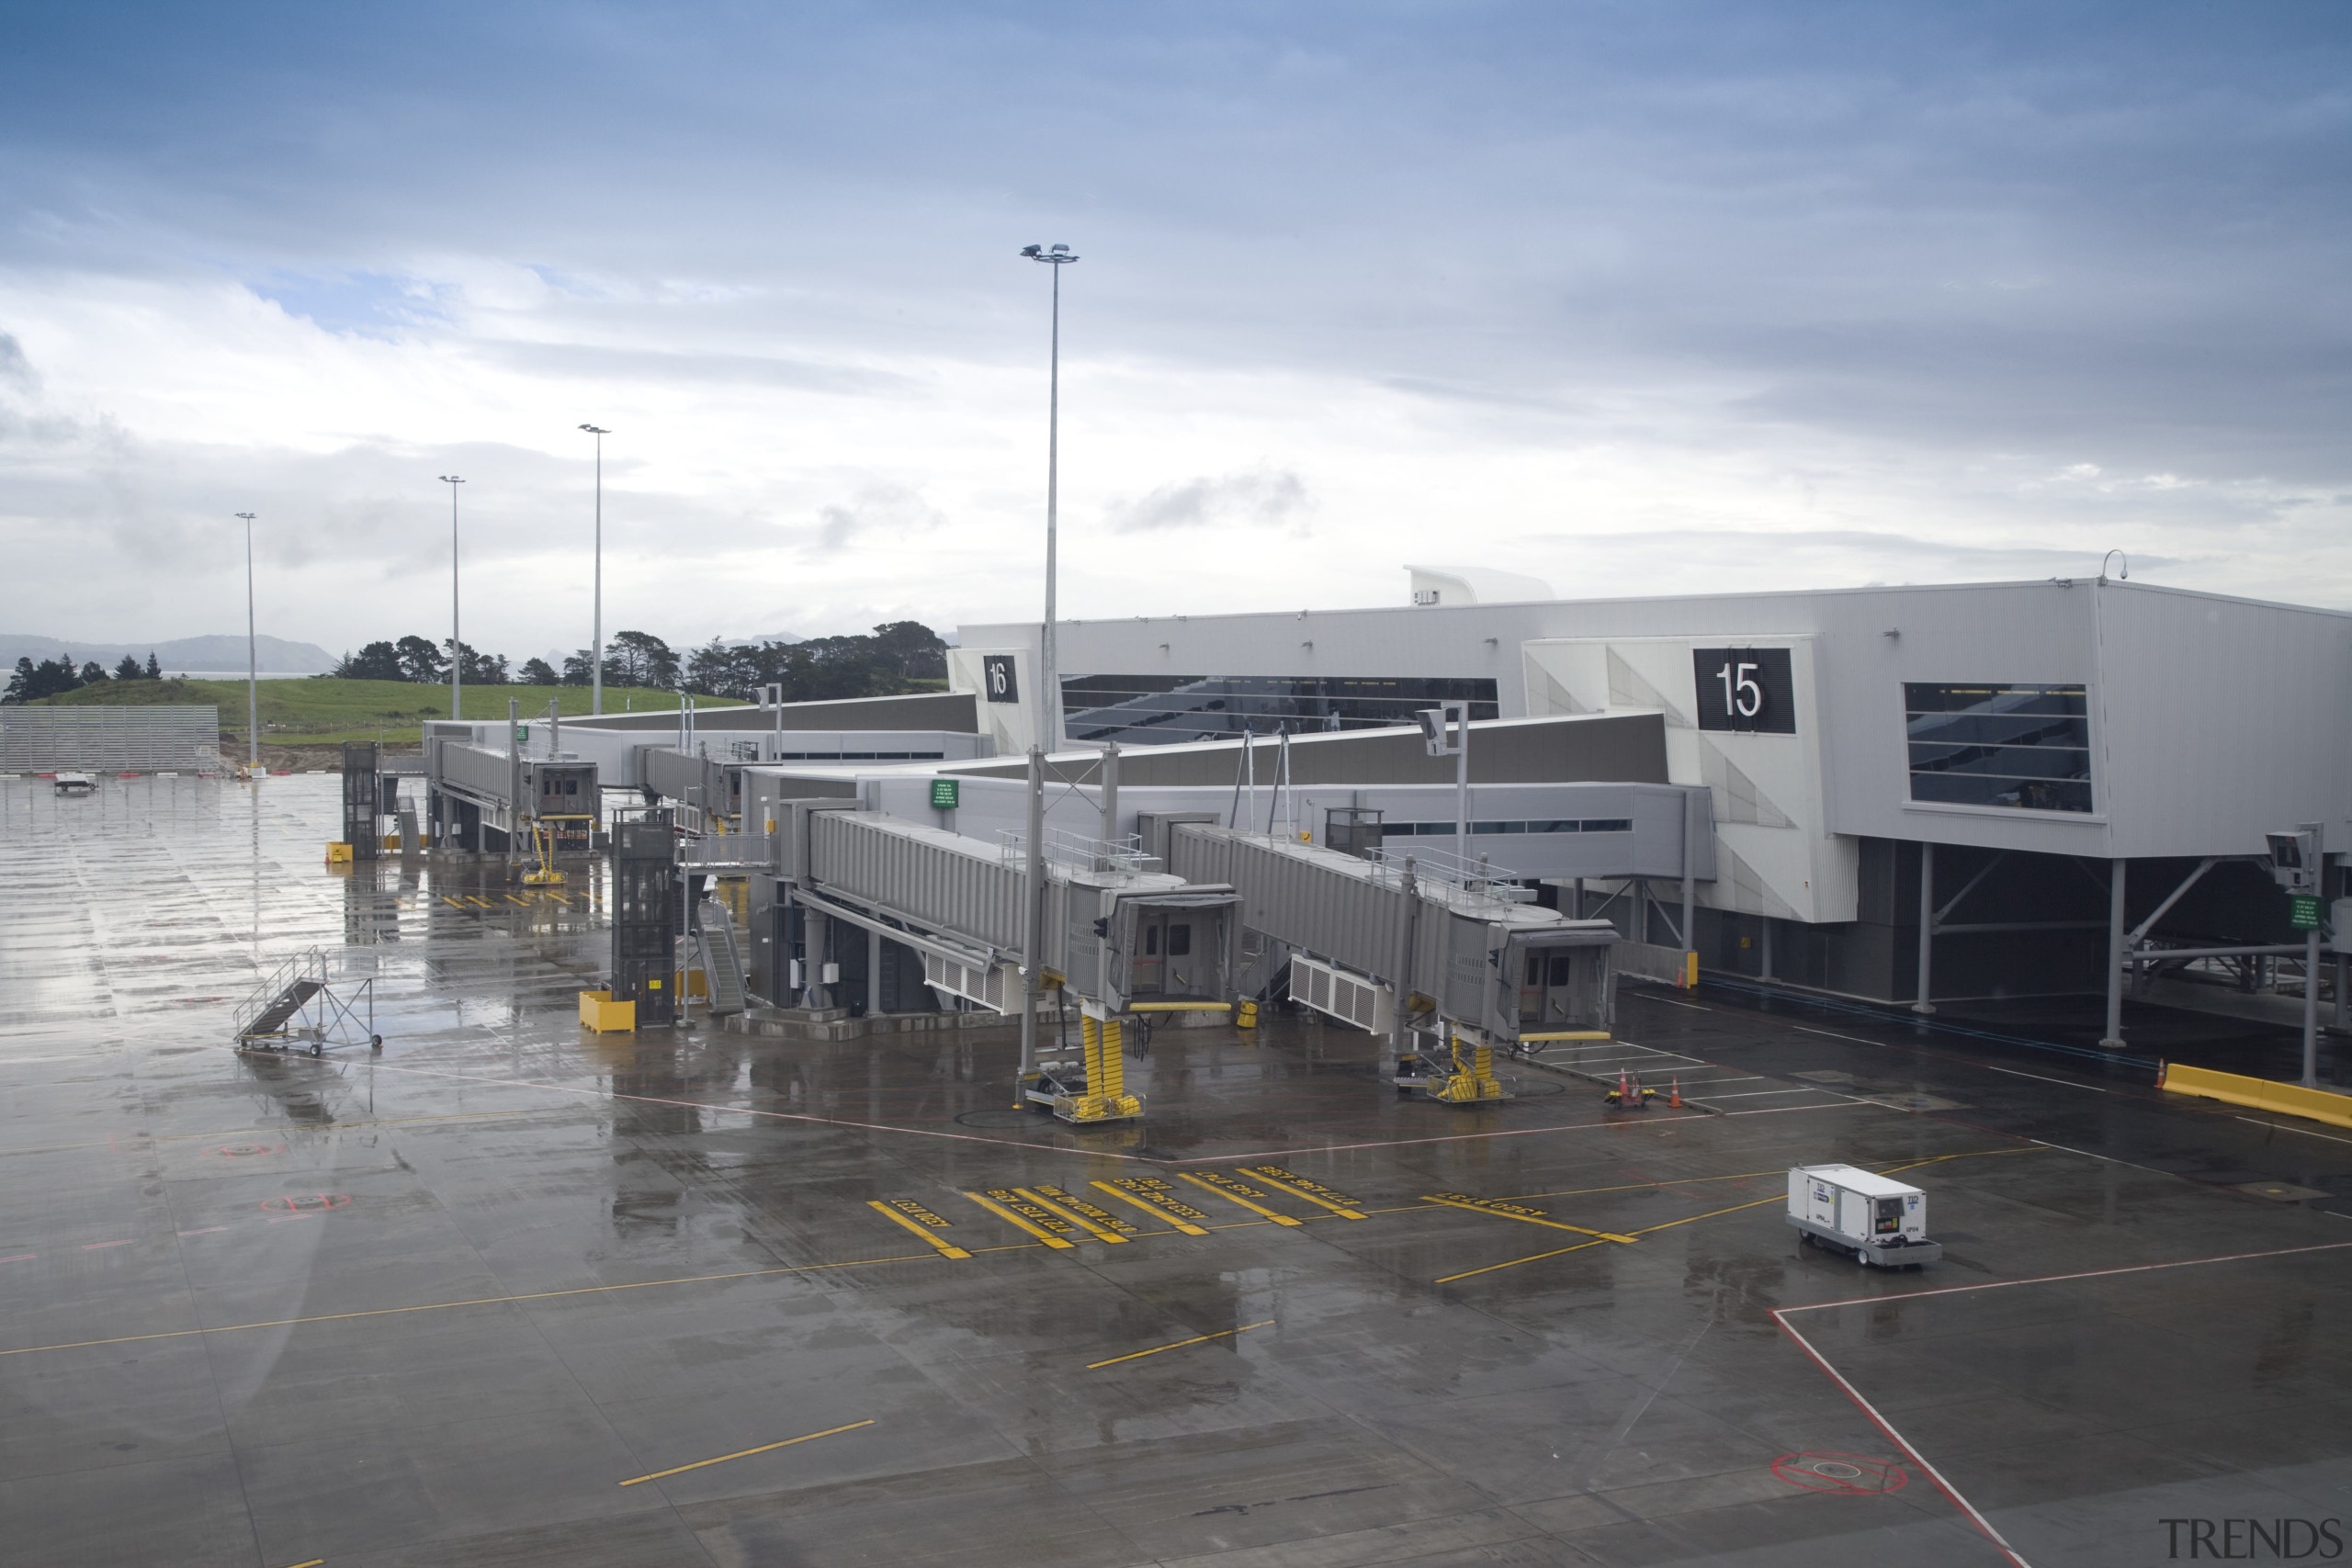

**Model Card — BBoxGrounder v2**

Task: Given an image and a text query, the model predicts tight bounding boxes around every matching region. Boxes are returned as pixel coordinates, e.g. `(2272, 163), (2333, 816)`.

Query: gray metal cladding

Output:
(642, 747), (728, 809)
(435, 742), (522, 802)
(807, 810), (1036, 956)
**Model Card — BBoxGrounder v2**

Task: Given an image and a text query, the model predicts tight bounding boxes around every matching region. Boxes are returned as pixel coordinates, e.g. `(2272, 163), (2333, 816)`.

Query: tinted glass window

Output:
(1903, 682), (2092, 813)
(1168, 924), (1191, 957)
(1060, 674), (1499, 745)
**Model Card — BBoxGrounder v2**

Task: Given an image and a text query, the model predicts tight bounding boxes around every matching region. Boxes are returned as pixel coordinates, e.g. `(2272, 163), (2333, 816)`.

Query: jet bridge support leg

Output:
(1429, 1027), (1509, 1105)
(1067, 1005), (1141, 1124)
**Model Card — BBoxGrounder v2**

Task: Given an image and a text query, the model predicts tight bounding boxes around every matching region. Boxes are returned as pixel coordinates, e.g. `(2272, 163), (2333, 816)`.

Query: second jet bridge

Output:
(1167, 823), (1619, 1103)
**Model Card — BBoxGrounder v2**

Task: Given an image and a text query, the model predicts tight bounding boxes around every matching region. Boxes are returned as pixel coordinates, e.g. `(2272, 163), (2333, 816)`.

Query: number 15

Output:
(1717, 661), (1761, 719)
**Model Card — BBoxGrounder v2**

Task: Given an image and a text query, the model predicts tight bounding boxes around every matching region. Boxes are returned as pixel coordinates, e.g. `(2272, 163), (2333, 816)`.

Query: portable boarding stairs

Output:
(695, 898), (749, 1018)
(231, 949), (380, 1055)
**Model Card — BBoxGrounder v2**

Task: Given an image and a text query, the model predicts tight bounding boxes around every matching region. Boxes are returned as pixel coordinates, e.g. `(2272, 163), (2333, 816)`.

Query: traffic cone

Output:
(1614, 1066), (1633, 1105)
(1668, 1077), (1683, 1109)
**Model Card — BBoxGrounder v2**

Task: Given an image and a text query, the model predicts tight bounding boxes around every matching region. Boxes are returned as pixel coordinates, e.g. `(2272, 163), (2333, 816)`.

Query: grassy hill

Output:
(36, 677), (692, 750)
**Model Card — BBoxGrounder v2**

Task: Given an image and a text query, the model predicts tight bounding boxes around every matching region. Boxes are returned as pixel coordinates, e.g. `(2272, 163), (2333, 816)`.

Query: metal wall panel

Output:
(0, 705), (220, 772)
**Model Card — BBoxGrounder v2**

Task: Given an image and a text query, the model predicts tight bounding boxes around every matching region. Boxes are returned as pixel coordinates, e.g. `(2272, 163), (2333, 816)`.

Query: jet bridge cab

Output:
(1398, 919), (1619, 1104)
(1022, 884), (1239, 1125)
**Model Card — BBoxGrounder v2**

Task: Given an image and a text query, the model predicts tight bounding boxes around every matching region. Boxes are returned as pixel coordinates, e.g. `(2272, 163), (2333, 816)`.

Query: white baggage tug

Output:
(1786, 1164), (1942, 1268)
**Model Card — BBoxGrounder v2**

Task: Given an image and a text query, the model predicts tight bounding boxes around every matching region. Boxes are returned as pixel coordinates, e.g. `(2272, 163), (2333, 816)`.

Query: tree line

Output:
(329, 622), (948, 703)
(5, 651), (163, 703)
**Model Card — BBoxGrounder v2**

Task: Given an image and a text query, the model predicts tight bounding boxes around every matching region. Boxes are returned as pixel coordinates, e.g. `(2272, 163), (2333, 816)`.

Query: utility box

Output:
(1786, 1164), (1941, 1268)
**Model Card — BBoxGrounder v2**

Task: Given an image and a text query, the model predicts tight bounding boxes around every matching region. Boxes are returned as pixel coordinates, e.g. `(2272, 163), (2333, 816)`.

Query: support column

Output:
(1760, 917), (1774, 983)
(1017, 746), (1046, 1104)
(2302, 928), (2321, 1088)
(1679, 795), (1697, 989)
(1571, 876), (1584, 920)
(2099, 859), (2127, 1049)
(867, 926), (883, 1018)
(1912, 841), (1936, 1016)
(2335, 953), (2346, 1032)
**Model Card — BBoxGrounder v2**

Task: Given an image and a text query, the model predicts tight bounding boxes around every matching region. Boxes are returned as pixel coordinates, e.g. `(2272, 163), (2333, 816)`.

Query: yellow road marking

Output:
(867, 1201), (971, 1258)
(618, 1419), (874, 1486)
(1088, 1319), (1273, 1370)
(1178, 1172), (1304, 1226)
(1242, 1166), (1366, 1219)
(962, 1190), (1077, 1249)
(1435, 1238), (1611, 1283)
(1092, 1180), (1209, 1235)
(1421, 1193), (1636, 1244)
(282, 1560), (325, 1568)
(0, 1251), (950, 1359)
(1015, 1187), (1129, 1244)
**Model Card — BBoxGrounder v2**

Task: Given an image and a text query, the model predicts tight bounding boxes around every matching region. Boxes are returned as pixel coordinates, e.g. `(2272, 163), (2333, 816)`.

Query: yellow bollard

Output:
(1236, 998), (1259, 1032)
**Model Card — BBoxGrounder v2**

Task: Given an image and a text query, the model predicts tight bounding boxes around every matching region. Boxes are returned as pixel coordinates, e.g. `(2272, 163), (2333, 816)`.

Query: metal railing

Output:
(1367, 843), (1535, 905)
(998, 827), (1161, 876)
(679, 832), (779, 872)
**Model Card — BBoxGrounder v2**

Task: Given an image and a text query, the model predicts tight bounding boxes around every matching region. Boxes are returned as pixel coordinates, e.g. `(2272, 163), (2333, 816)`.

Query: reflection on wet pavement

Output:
(2, 774), (2349, 1567)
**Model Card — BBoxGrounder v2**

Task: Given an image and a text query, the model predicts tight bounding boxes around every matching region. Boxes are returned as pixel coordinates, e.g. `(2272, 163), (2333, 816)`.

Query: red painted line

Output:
(1780, 1238), (2352, 1317)
(0, 1253), (34, 1263)
(80, 1239), (135, 1250)
(1771, 1310), (2030, 1567)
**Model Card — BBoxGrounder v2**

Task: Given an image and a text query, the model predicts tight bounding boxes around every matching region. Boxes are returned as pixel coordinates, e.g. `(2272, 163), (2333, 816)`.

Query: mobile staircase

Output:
(232, 949), (380, 1055)
(695, 900), (749, 1018)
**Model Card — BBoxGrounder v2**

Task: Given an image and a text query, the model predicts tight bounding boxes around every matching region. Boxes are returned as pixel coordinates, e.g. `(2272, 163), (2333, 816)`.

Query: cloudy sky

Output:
(1, 3), (2346, 661)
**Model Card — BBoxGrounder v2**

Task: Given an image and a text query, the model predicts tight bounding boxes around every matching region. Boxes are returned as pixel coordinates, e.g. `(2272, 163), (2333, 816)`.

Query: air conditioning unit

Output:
(1288, 953), (1395, 1034)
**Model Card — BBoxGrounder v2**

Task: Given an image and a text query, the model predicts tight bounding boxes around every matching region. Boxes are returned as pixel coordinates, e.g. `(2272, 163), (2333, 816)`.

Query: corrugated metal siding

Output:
(0, 705), (220, 772)
(809, 811), (1034, 954)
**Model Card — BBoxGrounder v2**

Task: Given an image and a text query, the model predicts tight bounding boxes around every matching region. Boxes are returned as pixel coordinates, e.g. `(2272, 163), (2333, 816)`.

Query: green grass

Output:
(37, 677), (694, 747)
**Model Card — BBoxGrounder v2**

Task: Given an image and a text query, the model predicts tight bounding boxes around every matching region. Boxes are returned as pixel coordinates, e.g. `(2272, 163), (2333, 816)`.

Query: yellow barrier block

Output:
(324, 841), (353, 864)
(578, 989), (636, 1033)
(2160, 1062), (2352, 1132)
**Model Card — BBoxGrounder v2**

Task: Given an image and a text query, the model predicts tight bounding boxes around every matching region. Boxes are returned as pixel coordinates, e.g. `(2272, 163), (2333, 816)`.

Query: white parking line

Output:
(2233, 1116), (2352, 1146)
(1695, 1088), (1851, 1100)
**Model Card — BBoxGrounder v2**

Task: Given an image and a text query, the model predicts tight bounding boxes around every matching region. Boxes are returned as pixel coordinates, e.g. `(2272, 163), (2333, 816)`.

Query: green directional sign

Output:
(2290, 894), (2322, 931)
(930, 777), (960, 810)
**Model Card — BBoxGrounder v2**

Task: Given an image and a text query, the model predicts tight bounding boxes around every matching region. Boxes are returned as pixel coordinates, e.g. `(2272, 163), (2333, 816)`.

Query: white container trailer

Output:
(1786, 1164), (1941, 1268)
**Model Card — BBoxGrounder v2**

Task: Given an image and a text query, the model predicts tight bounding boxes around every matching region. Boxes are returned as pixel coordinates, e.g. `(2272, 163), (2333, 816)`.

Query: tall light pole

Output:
(236, 512), (258, 771)
(579, 425), (609, 715)
(1019, 243), (1078, 750)
(439, 475), (466, 719)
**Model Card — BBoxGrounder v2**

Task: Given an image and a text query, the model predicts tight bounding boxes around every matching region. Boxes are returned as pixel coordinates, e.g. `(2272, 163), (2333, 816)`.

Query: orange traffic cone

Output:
(1615, 1066), (1633, 1105)
(1668, 1077), (1683, 1109)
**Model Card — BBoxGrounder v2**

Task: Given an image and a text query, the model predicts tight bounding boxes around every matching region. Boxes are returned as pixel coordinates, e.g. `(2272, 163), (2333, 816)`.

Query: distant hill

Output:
(716, 630), (806, 648)
(1, 632), (336, 673)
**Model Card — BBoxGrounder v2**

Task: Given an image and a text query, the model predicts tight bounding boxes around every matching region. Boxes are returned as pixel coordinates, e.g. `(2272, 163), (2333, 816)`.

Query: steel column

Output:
(1912, 840), (1935, 1016)
(2099, 859), (2127, 1049)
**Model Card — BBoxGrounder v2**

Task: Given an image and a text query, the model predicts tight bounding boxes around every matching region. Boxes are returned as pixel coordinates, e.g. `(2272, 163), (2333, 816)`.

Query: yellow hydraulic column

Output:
(1432, 1028), (1507, 1103)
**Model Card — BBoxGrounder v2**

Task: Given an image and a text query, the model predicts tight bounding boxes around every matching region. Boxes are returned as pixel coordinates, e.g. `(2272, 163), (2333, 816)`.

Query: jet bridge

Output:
(1167, 823), (1617, 1103)
(425, 739), (599, 853)
(763, 802), (1240, 1123)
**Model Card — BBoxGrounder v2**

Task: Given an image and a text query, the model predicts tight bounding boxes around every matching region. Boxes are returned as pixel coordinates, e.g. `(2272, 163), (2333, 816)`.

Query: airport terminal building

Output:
(949, 572), (2352, 1017)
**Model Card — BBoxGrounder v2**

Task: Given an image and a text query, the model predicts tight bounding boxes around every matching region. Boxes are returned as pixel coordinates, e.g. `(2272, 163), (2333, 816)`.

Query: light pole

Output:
(439, 475), (466, 719)
(579, 424), (609, 714)
(1018, 242), (1078, 750)
(235, 512), (258, 771)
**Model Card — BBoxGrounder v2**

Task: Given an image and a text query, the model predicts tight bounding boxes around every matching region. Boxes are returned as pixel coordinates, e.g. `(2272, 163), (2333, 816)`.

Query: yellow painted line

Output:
(1091, 1180), (1209, 1235)
(962, 1190), (1077, 1249)
(1088, 1319), (1273, 1370)
(1242, 1166), (1366, 1220)
(1628, 1194), (1786, 1235)
(1436, 1239), (1610, 1283)
(866, 1201), (971, 1258)
(282, 1561), (325, 1568)
(1421, 1193), (1636, 1244)
(1013, 1188), (1128, 1244)
(618, 1419), (874, 1486)
(1178, 1173), (1304, 1226)
(1519, 1030), (1612, 1042)
(0, 1251), (950, 1359)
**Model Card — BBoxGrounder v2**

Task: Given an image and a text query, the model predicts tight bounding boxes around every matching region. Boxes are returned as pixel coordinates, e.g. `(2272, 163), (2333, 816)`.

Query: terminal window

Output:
(1904, 682), (2092, 813)
(1059, 674), (1498, 745)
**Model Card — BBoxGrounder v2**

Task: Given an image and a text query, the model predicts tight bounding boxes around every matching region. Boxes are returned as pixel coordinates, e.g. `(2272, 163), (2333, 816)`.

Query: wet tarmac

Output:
(3, 774), (2349, 1567)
